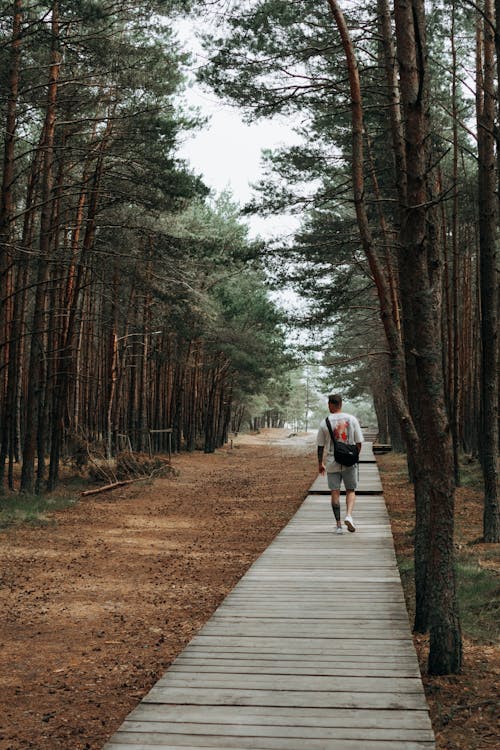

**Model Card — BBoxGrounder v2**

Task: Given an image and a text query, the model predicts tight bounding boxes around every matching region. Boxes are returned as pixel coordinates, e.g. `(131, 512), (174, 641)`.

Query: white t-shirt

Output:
(317, 412), (364, 472)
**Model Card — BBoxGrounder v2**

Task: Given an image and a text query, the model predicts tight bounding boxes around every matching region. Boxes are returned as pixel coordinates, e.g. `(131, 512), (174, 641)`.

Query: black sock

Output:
(332, 504), (340, 523)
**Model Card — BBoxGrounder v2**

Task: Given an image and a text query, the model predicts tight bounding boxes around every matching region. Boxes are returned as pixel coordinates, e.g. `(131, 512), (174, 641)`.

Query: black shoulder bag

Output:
(325, 417), (359, 467)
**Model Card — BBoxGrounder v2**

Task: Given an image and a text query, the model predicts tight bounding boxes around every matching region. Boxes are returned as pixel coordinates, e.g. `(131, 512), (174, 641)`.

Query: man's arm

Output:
(353, 416), (363, 452)
(317, 445), (325, 475)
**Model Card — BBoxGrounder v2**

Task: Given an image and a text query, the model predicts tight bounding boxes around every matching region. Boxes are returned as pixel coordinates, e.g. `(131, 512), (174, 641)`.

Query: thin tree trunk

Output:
(377, 0), (407, 214)
(21, 1), (61, 493)
(0, 0), (23, 488)
(495, 0), (500, 205)
(439, 170), (452, 428)
(450, 0), (461, 485)
(476, 0), (499, 542)
(106, 265), (120, 459)
(47, 124), (111, 489)
(9, 140), (45, 482)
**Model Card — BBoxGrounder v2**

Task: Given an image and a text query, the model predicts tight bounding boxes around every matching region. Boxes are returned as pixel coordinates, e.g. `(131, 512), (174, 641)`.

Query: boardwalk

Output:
(104, 443), (435, 749)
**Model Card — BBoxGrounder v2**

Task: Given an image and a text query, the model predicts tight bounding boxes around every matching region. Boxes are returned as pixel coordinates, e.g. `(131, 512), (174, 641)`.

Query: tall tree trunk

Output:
(377, 0), (407, 213)
(106, 264), (120, 459)
(0, 0), (23, 488)
(495, 0), (500, 204)
(326, 0), (418, 456)
(21, 1), (61, 493)
(377, 0), (437, 633)
(438, 167), (452, 420)
(47, 122), (111, 489)
(450, 0), (462, 485)
(136, 241), (153, 454)
(476, 0), (499, 542)
(394, 0), (461, 674)
(8, 140), (44, 484)
(328, 0), (435, 634)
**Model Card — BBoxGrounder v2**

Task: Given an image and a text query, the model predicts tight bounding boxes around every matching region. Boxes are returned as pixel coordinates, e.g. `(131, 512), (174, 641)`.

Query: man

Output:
(317, 394), (363, 534)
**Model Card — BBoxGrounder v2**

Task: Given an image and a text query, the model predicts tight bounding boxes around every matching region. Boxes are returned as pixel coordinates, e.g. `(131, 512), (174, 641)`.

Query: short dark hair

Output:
(328, 394), (342, 405)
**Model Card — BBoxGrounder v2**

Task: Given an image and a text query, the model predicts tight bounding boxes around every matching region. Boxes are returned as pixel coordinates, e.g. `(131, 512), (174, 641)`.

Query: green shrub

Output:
(0, 493), (76, 529)
(456, 563), (499, 643)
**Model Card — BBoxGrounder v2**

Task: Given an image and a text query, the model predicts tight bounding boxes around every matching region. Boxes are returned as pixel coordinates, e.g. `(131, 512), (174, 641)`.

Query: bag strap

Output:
(325, 416), (336, 445)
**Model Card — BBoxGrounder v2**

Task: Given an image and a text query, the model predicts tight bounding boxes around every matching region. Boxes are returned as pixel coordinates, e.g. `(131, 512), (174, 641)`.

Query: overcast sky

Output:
(175, 19), (302, 240)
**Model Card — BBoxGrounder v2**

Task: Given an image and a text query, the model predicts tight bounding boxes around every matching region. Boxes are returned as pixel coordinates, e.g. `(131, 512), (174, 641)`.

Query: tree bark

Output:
(21, 1), (61, 493)
(450, 0), (462, 485)
(326, 0), (418, 459)
(0, 0), (23, 488)
(394, 0), (462, 674)
(47, 120), (111, 489)
(328, 0), (436, 632)
(495, 0), (500, 204)
(476, 0), (499, 542)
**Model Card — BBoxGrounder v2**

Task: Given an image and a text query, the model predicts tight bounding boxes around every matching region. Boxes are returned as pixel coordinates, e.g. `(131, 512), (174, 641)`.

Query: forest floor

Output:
(0, 429), (498, 750)
(378, 452), (499, 750)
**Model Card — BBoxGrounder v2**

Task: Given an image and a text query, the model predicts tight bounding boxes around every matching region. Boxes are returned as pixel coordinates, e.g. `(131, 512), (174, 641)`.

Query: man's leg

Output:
(331, 489), (342, 528)
(327, 473), (343, 533)
(345, 489), (356, 517)
(343, 466), (358, 532)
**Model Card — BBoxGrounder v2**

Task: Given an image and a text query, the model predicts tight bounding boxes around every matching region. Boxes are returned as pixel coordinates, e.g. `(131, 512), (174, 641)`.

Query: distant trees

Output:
(0, 2), (292, 492)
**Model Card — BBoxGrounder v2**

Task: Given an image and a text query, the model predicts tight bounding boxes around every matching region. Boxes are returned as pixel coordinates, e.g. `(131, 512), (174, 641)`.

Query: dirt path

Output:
(0, 430), (316, 750)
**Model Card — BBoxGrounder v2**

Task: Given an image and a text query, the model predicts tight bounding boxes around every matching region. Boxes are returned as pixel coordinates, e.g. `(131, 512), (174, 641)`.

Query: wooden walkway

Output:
(103, 442), (435, 749)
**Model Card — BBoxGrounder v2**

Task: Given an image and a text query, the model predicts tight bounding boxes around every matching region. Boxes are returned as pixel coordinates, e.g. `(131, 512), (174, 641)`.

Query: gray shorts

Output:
(327, 465), (358, 491)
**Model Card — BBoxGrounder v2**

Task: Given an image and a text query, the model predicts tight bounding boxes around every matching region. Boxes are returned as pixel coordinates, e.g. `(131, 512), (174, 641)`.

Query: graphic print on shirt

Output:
(333, 418), (350, 443)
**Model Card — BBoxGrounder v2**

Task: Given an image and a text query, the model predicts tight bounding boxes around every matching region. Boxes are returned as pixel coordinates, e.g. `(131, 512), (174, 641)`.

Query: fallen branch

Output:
(81, 479), (137, 497)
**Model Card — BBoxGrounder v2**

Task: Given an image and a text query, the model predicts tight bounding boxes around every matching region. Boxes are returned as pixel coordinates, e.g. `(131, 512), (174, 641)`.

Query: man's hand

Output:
(319, 463), (326, 475)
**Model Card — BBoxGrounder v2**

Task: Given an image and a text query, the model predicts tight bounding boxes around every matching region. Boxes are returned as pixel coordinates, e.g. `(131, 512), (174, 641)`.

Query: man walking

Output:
(317, 394), (363, 533)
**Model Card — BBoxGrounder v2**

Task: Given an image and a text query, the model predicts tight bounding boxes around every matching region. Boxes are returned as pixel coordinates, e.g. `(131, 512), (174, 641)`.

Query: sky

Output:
(175, 19), (302, 241)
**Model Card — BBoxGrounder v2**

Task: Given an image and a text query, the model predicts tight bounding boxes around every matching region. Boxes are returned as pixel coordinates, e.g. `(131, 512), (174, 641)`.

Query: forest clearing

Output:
(0, 430), (497, 750)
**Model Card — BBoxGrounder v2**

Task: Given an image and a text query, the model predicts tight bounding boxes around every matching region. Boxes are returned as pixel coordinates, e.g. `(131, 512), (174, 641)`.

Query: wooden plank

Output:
(202, 615), (410, 627)
(218, 596), (406, 604)
(174, 651), (419, 664)
(127, 704), (433, 729)
(176, 653), (420, 668)
(218, 598), (407, 605)
(211, 610), (410, 619)
(154, 674), (426, 694)
(168, 668), (420, 680)
(197, 625), (410, 639)
(119, 721), (435, 742)
(175, 646), (416, 658)
(143, 685), (429, 710)
(188, 636), (419, 656)
(105, 741), (434, 750)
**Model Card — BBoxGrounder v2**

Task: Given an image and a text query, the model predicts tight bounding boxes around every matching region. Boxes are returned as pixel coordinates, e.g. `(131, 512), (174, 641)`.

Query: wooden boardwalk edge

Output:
(103, 442), (435, 750)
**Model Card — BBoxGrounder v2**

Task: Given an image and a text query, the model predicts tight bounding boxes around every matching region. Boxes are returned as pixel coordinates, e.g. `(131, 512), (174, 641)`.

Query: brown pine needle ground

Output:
(378, 452), (499, 750)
